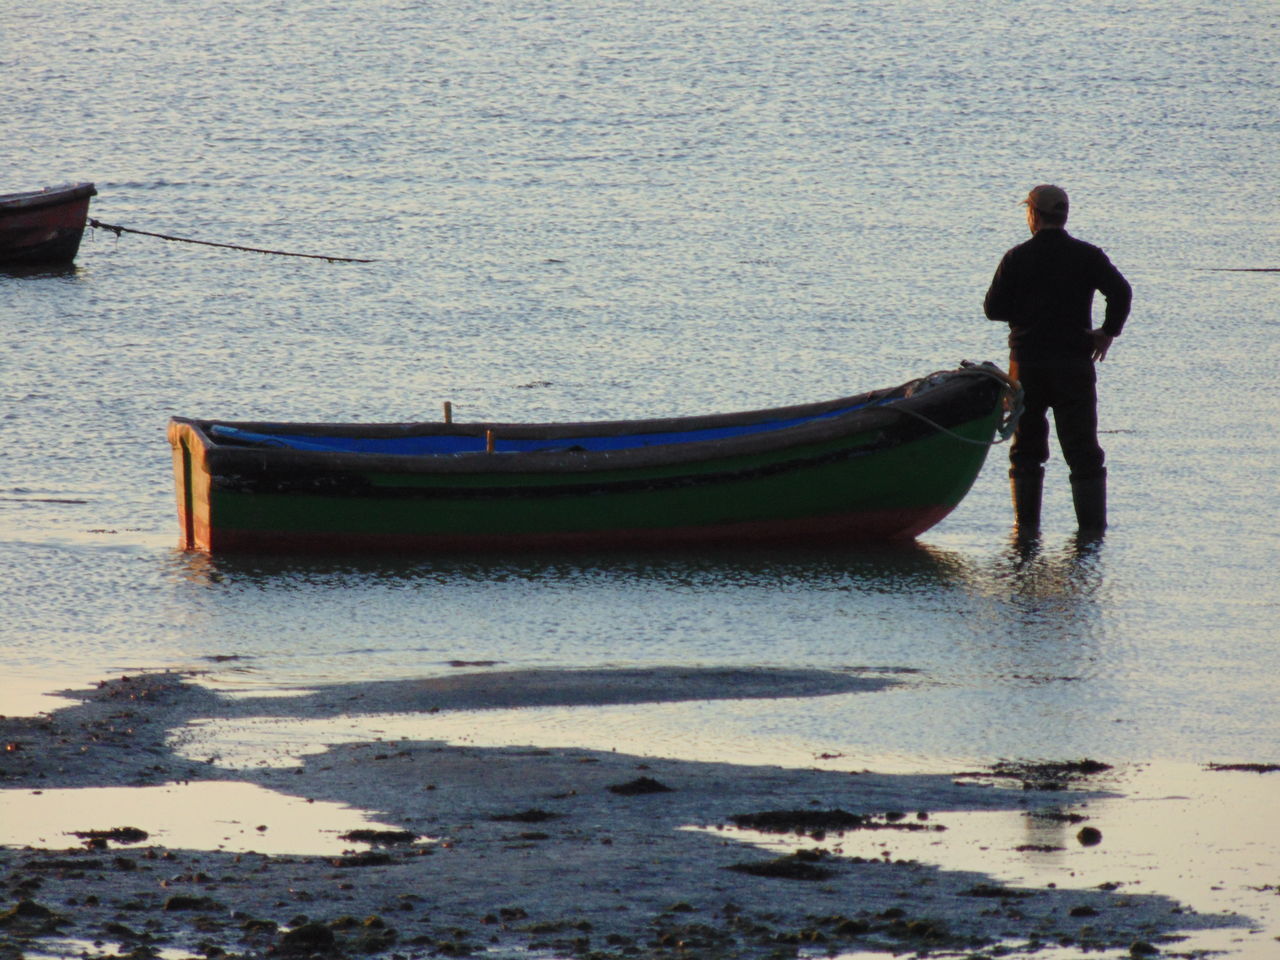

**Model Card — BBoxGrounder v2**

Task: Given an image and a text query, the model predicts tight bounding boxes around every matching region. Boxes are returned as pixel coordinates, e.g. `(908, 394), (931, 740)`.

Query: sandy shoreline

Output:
(0, 670), (1246, 959)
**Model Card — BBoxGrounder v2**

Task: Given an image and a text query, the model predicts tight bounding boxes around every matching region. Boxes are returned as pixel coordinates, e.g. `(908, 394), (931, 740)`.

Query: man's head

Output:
(1024, 184), (1069, 231)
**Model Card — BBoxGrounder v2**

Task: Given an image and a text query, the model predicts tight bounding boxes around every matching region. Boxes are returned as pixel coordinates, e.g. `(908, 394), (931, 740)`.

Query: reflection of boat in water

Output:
(168, 363), (1019, 555)
(172, 534), (979, 594)
(0, 183), (97, 265)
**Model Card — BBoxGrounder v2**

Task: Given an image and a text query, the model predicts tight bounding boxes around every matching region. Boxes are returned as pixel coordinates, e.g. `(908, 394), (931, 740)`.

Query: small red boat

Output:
(0, 182), (97, 265)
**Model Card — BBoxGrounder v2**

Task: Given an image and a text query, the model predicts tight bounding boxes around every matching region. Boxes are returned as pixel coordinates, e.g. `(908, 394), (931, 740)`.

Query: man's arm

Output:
(983, 254), (1015, 322)
(1095, 252), (1132, 339)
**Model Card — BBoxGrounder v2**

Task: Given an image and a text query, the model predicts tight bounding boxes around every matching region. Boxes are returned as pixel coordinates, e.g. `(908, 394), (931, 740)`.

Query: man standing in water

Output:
(984, 184), (1132, 536)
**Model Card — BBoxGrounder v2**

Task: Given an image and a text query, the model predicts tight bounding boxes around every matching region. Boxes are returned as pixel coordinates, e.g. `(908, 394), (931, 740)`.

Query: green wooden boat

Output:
(168, 362), (1019, 554)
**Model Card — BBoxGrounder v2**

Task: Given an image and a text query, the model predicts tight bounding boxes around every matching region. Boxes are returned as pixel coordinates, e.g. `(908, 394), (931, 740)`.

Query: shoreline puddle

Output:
(699, 762), (1279, 960)
(168, 698), (955, 774)
(0, 781), (421, 857)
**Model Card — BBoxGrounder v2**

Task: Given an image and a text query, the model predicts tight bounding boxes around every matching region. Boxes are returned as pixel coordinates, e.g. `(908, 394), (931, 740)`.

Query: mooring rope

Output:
(88, 219), (374, 263)
(898, 363), (1024, 446)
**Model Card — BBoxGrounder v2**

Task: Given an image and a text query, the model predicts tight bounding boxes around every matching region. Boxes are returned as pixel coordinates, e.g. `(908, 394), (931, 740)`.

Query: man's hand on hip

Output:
(1090, 331), (1114, 362)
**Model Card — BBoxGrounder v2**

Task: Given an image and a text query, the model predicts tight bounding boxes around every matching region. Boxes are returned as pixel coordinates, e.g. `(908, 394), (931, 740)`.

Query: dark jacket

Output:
(984, 228), (1131, 364)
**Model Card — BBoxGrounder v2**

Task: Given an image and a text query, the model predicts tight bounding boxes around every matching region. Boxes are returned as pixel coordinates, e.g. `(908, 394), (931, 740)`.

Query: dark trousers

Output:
(1008, 360), (1106, 481)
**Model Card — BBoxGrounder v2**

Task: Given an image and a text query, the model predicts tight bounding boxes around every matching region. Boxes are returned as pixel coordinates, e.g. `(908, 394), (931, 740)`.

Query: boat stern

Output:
(0, 183), (97, 265)
(168, 418), (211, 552)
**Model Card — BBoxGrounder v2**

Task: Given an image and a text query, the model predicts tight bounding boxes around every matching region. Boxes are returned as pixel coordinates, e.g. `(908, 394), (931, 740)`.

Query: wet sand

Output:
(0, 671), (1247, 959)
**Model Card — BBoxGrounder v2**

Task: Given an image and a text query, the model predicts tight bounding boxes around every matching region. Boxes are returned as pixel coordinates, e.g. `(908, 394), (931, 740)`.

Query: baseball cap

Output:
(1024, 184), (1069, 214)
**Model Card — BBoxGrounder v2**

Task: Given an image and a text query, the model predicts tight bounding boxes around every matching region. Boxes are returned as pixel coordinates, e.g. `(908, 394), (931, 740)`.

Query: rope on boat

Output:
(899, 363), (1024, 446)
(88, 219), (375, 263)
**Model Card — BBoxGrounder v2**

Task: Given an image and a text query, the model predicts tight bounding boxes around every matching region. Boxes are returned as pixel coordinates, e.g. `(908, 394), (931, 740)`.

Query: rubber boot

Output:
(1071, 471), (1107, 534)
(1010, 470), (1043, 536)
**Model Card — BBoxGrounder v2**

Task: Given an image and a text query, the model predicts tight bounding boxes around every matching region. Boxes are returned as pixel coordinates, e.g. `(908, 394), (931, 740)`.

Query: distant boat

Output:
(0, 182), (97, 265)
(168, 363), (1019, 554)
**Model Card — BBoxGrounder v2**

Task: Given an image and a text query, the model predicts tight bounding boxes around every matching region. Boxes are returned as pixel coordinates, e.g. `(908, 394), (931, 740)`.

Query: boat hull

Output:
(0, 183), (97, 265)
(169, 365), (1014, 554)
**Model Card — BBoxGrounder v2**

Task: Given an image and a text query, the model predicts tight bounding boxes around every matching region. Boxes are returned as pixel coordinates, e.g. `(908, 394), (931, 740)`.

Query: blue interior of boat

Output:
(208, 398), (889, 455)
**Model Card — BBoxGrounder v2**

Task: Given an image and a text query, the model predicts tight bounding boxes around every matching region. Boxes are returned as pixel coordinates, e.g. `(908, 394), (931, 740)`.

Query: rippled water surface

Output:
(2, 0), (1278, 954)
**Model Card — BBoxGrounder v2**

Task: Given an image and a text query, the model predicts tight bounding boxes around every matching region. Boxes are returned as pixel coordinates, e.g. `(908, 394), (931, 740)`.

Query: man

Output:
(984, 184), (1132, 535)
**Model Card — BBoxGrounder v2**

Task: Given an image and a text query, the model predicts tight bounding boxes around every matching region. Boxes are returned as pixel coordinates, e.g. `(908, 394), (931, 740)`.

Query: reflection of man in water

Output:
(984, 185), (1132, 536)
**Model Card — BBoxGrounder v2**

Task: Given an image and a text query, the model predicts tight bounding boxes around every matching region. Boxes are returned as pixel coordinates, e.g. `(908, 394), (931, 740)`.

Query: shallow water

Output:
(2, 0), (1278, 955)
(0, 781), (411, 857)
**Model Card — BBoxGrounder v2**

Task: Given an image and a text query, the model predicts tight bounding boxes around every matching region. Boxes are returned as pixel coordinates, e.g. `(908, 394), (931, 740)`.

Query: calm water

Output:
(2, 0), (1278, 952)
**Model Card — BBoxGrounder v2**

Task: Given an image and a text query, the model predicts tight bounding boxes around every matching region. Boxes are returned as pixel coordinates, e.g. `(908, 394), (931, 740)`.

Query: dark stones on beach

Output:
(987, 758), (1113, 791)
(338, 828), (418, 844)
(651, 920), (735, 952)
(93, 674), (180, 703)
(25, 857), (106, 871)
(329, 852), (395, 868)
(489, 808), (563, 823)
(729, 809), (944, 838)
(830, 916), (871, 936)
(102, 920), (145, 940)
(1206, 761), (1280, 773)
(607, 776), (673, 795)
(278, 921), (335, 953)
(163, 894), (224, 911)
(1077, 826), (1104, 846)
(0, 899), (64, 930)
(321, 914), (399, 951)
(726, 849), (836, 881)
(72, 826), (149, 845)
(731, 809), (868, 832)
(961, 883), (1035, 900)
(728, 910), (955, 952)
